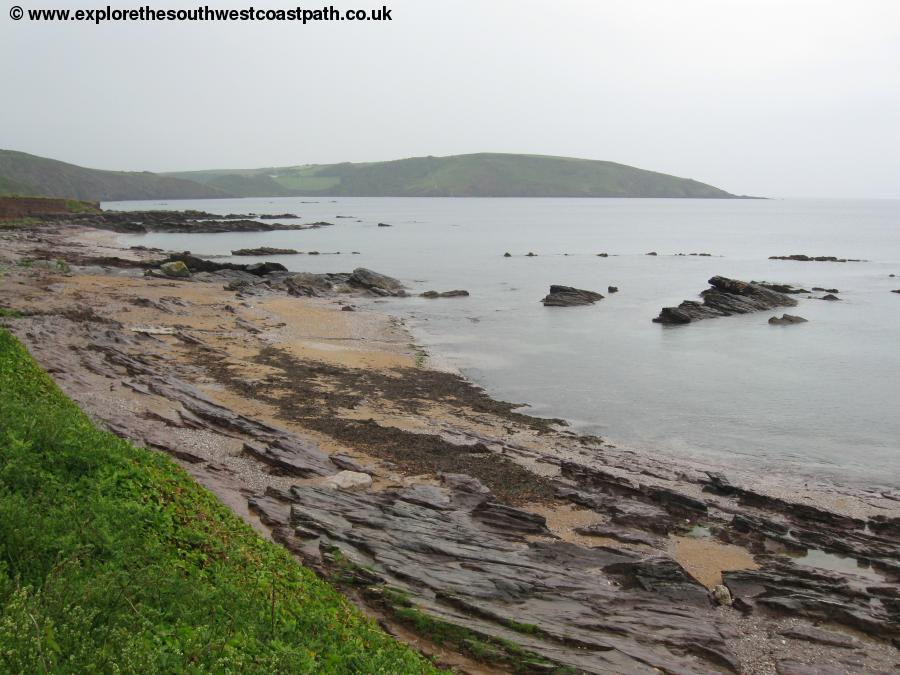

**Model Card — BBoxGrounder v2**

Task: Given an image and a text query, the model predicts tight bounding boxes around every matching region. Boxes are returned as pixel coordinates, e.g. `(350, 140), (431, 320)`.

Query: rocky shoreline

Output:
(1, 219), (898, 674)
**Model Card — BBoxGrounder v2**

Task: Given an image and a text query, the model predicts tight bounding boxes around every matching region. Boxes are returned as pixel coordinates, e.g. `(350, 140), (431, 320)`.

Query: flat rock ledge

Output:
(653, 276), (797, 324)
(541, 285), (604, 307)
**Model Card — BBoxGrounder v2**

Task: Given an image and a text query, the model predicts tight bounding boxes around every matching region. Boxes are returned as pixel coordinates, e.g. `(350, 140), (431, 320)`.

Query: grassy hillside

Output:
(168, 153), (739, 198)
(0, 328), (437, 673)
(0, 150), (229, 201)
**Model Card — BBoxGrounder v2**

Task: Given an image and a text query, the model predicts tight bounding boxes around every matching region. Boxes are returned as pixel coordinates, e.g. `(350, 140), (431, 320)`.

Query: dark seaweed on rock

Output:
(653, 276), (797, 324)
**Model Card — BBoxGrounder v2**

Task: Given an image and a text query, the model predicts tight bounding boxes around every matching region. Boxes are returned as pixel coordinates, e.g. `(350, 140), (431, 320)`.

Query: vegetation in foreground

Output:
(0, 329), (438, 673)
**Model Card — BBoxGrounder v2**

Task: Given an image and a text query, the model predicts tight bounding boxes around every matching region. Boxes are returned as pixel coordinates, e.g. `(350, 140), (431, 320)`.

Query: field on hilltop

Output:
(169, 152), (740, 198)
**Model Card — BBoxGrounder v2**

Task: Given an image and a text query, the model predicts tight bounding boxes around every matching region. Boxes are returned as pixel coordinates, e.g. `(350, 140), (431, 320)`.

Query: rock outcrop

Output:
(541, 285), (604, 307)
(159, 260), (190, 278)
(653, 276), (797, 324)
(249, 480), (740, 674)
(163, 252), (287, 277)
(347, 268), (407, 297)
(17, 208), (333, 234)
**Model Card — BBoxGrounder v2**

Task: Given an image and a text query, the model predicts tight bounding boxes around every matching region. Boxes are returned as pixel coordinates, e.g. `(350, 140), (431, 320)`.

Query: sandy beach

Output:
(1, 219), (898, 674)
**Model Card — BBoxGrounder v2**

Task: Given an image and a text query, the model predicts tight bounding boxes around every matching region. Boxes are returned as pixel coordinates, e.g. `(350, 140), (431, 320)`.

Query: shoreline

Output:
(2, 220), (898, 673)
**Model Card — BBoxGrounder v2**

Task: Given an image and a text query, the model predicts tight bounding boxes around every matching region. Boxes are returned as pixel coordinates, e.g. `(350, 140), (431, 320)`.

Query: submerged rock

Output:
(420, 290), (469, 299)
(231, 247), (299, 256)
(769, 314), (808, 325)
(653, 276), (797, 324)
(541, 285), (604, 307)
(377, 222), (392, 227)
(769, 254), (865, 263)
(754, 282), (810, 294)
(820, 294), (841, 301)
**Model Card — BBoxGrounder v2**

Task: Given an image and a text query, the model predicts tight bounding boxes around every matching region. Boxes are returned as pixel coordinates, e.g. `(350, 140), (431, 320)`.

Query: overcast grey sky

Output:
(2, 0), (899, 197)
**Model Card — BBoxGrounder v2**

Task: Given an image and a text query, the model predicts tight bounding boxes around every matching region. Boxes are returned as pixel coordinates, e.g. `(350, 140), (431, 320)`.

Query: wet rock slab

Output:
(249, 478), (740, 674)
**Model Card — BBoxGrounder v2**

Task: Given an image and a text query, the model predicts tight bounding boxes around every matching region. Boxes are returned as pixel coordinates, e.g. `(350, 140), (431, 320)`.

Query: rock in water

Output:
(503, 252), (512, 257)
(231, 247), (298, 256)
(323, 471), (373, 491)
(608, 285), (619, 293)
(420, 289), (469, 299)
(769, 254), (864, 263)
(653, 276), (797, 324)
(542, 285), (604, 307)
(769, 314), (808, 325)
(820, 293), (841, 301)
(160, 260), (190, 278)
(377, 222), (392, 227)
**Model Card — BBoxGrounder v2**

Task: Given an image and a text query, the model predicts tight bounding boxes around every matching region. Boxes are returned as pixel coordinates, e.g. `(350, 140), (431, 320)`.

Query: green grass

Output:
(166, 153), (738, 198)
(0, 149), (228, 201)
(64, 200), (101, 214)
(0, 329), (438, 674)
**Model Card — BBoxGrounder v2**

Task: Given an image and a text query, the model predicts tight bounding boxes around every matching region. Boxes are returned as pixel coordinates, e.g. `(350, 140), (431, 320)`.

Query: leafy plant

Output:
(0, 329), (438, 673)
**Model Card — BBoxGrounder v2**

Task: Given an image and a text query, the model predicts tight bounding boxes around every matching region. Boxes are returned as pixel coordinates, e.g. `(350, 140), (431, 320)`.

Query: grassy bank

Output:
(0, 329), (437, 673)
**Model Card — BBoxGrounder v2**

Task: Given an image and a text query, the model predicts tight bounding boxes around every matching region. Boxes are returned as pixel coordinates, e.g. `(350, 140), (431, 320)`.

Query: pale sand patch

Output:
(527, 503), (619, 548)
(670, 535), (759, 588)
(256, 297), (416, 371)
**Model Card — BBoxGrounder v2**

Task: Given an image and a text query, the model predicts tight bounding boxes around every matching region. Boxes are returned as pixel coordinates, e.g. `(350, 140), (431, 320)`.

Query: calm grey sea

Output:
(105, 197), (900, 489)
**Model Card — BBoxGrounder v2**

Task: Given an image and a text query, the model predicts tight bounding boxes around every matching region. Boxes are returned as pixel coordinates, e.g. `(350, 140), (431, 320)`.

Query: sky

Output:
(2, 0), (899, 198)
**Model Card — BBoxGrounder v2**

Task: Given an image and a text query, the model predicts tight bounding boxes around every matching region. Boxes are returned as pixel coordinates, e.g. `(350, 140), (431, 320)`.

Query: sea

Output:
(104, 196), (900, 490)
